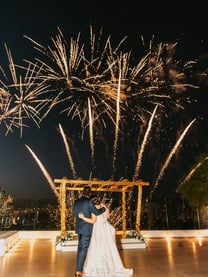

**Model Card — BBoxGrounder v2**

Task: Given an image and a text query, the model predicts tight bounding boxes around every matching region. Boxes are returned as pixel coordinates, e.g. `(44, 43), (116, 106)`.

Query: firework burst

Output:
(0, 45), (52, 136)
(25, 28), (198, 126)
(23, 27), (125, 132)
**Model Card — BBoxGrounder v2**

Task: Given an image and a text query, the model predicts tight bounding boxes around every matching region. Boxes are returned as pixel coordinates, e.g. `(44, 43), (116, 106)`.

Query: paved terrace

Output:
(0, 230), (208, 277)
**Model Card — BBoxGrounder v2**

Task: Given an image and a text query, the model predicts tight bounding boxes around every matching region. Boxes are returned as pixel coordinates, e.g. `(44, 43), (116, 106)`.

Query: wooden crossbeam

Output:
(54, 178), (149, 193)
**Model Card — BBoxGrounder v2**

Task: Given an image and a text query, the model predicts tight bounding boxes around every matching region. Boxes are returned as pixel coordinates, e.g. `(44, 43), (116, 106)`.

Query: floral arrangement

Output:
(56, 231), (74, 246)
(126, 230), (146, 243)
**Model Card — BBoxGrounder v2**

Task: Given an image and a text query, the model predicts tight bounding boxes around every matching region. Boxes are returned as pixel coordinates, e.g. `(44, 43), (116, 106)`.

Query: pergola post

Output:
(60, 181), (66, 235)
(121, 191), (126, 238)
(135, 184), (143, 233)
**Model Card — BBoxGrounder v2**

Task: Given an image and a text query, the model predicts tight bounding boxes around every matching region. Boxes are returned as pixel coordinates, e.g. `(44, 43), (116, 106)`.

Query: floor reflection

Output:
(0, 237), (208, 276)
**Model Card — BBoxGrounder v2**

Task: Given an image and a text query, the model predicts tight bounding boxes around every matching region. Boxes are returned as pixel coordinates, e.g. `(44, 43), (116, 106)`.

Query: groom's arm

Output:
(79, 212), (97, 223)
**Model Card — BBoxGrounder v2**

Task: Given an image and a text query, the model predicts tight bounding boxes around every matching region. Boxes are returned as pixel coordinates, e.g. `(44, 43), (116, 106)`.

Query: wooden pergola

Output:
(54, 177), (149, 237)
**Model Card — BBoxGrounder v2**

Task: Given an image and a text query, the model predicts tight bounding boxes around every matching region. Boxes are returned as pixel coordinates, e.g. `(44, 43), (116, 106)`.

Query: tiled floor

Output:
(0, 237), (208, 277)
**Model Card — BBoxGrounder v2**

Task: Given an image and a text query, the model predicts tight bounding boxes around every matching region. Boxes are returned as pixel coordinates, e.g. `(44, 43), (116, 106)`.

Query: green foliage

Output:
(178, 155), (208, 208)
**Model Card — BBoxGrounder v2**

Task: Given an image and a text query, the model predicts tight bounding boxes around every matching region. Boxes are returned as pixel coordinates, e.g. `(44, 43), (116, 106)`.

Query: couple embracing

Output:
(73, 185), (133, 277)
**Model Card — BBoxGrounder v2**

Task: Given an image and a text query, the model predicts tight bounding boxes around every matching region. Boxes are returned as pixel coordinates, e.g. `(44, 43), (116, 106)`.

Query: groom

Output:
(72, 185), (105, 277)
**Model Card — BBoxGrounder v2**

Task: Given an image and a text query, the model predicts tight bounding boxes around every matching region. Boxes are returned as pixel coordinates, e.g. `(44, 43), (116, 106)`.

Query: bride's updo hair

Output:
(92, 196), (101, 205)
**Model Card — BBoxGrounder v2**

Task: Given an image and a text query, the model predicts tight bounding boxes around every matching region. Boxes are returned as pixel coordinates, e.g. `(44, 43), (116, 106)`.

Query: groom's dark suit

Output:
(73, 193), (105, 273)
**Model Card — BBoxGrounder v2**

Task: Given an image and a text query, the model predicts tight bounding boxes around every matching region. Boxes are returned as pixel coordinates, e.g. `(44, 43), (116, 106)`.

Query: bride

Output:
(78, 197), (134, 277)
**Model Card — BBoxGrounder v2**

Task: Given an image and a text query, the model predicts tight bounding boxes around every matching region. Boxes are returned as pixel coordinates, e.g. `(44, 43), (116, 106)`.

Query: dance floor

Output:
(0, 236), (208, 277)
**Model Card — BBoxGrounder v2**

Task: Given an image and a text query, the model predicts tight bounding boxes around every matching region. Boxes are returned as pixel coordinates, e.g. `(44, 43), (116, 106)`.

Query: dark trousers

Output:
(76, 234), (91, 271)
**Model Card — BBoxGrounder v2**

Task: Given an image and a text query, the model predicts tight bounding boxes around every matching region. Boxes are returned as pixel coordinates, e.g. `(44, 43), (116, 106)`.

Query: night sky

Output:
(0, 1), (208, 200)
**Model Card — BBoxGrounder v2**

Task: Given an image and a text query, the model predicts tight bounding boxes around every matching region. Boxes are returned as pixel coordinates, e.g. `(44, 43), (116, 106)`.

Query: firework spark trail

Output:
(58, 123), (77, 179)
(24, 28), (84, 83)
(112, 71), (121, 176)
(0, 45), (52, 136)
(0, 95), (20, 134)
(133, 104), (158, 181)
(149, 118), (197, 200)
(88, 98), (95, 168)
(25, 144), (59, 198)
(177, 156), (208, 192)
(88, 25), (127, 73)
(106, 51), (131, 102)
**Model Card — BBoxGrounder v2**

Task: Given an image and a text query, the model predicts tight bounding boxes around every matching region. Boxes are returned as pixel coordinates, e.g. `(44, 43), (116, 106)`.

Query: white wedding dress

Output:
(83, 208), (133, 277)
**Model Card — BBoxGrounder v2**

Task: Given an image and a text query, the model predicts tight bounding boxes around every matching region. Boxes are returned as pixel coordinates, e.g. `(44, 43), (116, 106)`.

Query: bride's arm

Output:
(79, 212), (97, 223)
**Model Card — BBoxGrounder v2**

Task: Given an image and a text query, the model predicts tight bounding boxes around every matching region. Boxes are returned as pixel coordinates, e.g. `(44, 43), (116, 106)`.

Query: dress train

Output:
(83, 209), (133, 277)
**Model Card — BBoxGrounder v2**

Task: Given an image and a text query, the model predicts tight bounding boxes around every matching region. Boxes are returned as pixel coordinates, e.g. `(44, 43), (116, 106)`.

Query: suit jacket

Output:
(73, 196), (105, 235)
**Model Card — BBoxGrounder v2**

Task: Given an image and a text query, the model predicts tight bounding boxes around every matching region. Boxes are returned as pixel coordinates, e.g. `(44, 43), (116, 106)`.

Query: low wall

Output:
(18, 229), (208, 239)
(18, 230), (60, 240)
(0, 231), (19, 257)
(139, 229), (208, 238)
